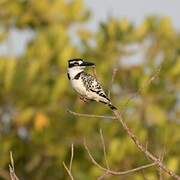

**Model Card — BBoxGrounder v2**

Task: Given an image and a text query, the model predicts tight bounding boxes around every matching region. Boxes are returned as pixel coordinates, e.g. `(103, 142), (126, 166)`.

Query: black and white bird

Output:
(67, 58), (117, 110)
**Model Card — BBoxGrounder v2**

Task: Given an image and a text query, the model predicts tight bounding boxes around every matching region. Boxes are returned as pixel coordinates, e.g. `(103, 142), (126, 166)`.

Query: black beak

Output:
(81, 61), (95, 67)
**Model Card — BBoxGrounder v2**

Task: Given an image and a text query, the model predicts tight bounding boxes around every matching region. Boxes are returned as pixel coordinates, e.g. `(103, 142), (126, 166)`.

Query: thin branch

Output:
(84, 139), (156, 176)
(69, 144), (74, 172)
(63, 162), (74, 180)
(68, 66), (180, 179)
(99, 129), (110, 170)
(112, 109), (180, 179)
(68, 67), (162, 121)
(67, 109), (116, 120)
(108, 68), (118, 99)
(9, 151), (19, 180)
(121, 66), (161, 114)
(63, 144), (74, 180)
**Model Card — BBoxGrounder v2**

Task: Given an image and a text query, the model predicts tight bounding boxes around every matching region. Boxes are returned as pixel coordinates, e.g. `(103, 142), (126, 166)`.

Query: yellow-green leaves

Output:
(4, 59), (17, 91)
(0, 1), (180, 179)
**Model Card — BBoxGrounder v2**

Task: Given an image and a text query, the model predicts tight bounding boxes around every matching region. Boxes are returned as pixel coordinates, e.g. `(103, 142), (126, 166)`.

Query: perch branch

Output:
(69, 66), (180, 179)
(67, 109), (116, 120)
(68, 66), (162, 120)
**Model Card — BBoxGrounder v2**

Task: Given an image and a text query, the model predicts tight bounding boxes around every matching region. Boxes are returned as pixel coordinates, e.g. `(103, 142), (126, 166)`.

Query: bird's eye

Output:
(74, 62), (79, 66)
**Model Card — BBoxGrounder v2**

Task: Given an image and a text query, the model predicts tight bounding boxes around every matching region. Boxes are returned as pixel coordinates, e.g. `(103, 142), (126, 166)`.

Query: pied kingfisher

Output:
(67, 58), (117, 110)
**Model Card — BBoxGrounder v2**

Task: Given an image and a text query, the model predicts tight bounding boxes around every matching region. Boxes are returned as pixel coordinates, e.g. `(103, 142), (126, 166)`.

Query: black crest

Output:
(68, 58), (83, 68)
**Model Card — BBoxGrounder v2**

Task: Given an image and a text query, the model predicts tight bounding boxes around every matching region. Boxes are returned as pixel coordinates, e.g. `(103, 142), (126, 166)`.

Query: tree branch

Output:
(67, 109), (116, 120)
(84, 139), (156, 176)
(112, 109), (180, 179)
(9, 151), (19, 180)
(68, 66), (180, 179)
(63, 144), (74, 180)
(63, 162), (74, 180)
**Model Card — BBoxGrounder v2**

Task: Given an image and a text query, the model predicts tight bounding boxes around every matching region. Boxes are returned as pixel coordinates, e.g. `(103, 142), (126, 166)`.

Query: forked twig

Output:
(69, 66), (180, 179)
(63, 144), (74, 180)
(9, 151), (19, 180)
(68, 67), (161, 120)
(112, 109), (180, 179)
(84, 139), (156, 176)
(63, 163), (74, 180)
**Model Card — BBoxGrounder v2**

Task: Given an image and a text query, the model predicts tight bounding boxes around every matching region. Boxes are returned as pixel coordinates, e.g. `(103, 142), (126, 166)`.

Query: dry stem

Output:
(84, 139), (156, 176)
(9, 152), (19, 180)
(112, 109), (180, 179)
(67, 109), (116, 120)
(63, 144), (74, 180)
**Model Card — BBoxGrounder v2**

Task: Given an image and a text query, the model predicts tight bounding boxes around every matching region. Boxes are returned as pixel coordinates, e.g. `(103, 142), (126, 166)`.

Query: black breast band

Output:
(73, 71), (83, 80)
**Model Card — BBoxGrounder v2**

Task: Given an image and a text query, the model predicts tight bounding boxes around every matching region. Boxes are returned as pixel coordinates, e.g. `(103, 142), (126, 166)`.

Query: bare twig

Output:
(121, 66), (162, 114)
(68, 67), (162, 121)
(112, 109), (180, 179)
(108, 68), (118, 99)
(63, 144), (74, 180)
(9, 151), (19, 180)
(99, 129), (109, 170)
(68, 66), (180, 179)
(69, 144), (74, 172)
(67, 109), (116, 120)
(63, 162), (74, 180)
(84, 139), (156, 176)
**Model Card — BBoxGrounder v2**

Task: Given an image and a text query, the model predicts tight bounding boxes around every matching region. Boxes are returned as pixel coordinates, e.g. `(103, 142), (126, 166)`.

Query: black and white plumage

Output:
(67, 58), (117, 110)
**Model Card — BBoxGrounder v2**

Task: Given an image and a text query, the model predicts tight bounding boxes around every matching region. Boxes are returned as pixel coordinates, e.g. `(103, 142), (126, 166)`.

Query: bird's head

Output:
(68, 59), (95, 70)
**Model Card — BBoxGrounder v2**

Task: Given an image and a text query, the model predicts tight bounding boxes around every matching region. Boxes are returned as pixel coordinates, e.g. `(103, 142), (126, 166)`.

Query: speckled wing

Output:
(81, 72), (110, 101)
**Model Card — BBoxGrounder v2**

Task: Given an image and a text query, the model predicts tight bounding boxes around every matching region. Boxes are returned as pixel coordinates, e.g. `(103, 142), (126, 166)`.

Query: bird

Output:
(67, 58), (117, 110)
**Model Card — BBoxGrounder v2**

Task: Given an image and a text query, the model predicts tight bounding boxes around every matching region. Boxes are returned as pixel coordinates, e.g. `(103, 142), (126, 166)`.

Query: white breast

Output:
(70, 79), (87, 96)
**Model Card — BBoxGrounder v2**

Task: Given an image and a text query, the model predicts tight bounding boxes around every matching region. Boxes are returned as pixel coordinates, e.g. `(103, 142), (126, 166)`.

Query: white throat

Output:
(68, 66), (84, 79)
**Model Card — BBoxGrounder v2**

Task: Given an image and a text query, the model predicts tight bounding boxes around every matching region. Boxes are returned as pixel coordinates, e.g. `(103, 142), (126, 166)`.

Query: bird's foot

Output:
(79, 96), (89, 102)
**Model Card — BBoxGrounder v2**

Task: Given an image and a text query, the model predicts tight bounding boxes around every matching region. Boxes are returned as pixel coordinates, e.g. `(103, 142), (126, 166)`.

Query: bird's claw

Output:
(79, 96), (89, 102)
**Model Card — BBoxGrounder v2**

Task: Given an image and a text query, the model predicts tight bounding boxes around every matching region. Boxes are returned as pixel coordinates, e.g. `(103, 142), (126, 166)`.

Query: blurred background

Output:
(0, 0), (180, 179)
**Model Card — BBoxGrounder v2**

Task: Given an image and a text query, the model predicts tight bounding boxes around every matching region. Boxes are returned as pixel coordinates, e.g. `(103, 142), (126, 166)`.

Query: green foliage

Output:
(0, 0), (180, 179)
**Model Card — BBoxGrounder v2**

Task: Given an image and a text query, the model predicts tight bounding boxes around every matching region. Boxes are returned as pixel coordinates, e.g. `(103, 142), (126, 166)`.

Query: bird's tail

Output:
(99, 100), (117, 110)
(108, 102), (117, 110)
